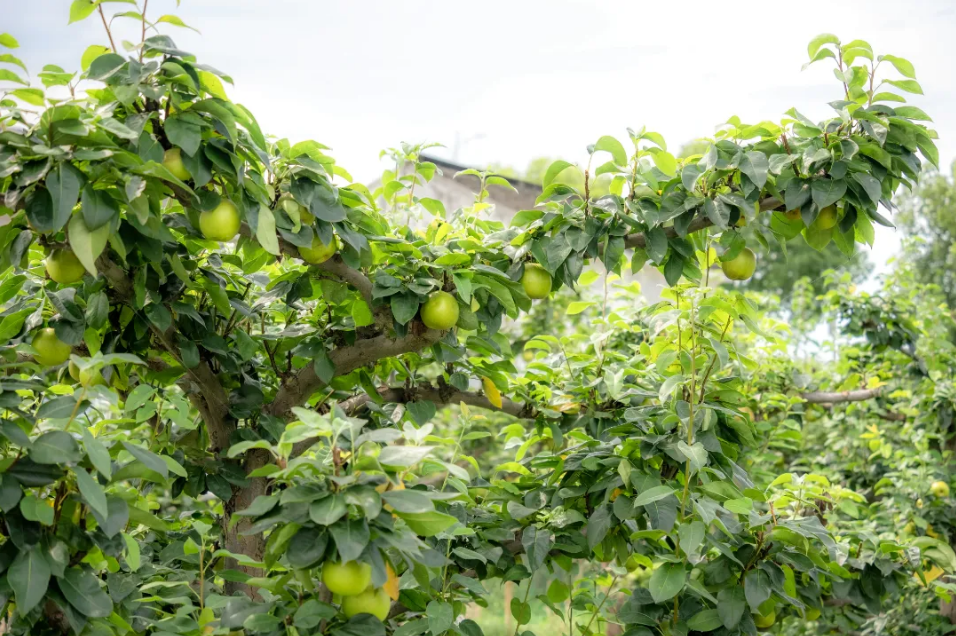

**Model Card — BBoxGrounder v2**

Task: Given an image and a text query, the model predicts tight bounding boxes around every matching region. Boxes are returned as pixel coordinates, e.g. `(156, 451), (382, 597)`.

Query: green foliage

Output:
(0, 12), (946, 636)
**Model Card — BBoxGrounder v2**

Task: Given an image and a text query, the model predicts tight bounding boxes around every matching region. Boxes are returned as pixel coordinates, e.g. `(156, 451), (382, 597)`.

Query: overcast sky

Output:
(7, 0), (956, 275)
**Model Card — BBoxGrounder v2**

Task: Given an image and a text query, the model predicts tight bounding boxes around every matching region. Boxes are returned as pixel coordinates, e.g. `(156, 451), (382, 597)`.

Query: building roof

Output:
(420, 154), (543, 212)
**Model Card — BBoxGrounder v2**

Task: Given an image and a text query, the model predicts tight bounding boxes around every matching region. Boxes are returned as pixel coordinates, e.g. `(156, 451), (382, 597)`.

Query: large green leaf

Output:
(57, 567), (112, 618)
(31, 431), (81, 465)
(395, 510), (458, 537)
(8, 548), (50, 615)
(649, 562), (686, 603)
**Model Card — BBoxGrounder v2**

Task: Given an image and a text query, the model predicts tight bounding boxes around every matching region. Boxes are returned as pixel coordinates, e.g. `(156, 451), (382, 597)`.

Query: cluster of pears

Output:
(278, 194), (337, 265)
(419, 261), (552, 331)
(165, 148), (243, 242)
(784, 203), (839, 231)
(321, 560), (391, 621)
(31, 328), (108, 385)
(166, 148), (340, 261)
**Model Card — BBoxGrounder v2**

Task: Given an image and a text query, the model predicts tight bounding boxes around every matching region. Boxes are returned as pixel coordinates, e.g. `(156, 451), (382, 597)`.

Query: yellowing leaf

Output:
(915, 565), (944, 586)
(566, 301), (594, 315)
(384, 563), (400, 600)
(199, 70), (227, 100)
(156, 15), (200, 32)
(81, 45), (110, 72)
(482, 377), (502, 409)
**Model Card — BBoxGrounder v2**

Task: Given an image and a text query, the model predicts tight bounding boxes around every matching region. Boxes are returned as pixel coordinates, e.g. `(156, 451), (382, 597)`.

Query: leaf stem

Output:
(581, 574), (618, 636)
(98, 5), (117, 53)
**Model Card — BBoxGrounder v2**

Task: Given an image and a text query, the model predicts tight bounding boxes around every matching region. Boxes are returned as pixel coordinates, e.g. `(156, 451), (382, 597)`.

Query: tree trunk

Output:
(221, 448), (271, 596)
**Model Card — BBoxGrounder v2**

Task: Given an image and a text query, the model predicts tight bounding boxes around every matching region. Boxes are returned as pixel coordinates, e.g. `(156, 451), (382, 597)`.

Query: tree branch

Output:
(291, 383), (535, 458)
(235, 222), (374, 302)
(266, 327), (443, 420)
(622, 196), (783, 249)
(95, 253), (233, 451)
(800, 388), (882, 404)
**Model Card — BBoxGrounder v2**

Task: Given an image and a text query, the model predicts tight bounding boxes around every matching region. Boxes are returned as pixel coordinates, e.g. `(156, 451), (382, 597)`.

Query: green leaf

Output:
(92, 497), (128, 539)
(543, 160), (575, 187)
(880, 54), (916, 79)
(378, 445), (435, 468)
(811, 178), (846, 209)
(381, 489), (435, 513)
(486, 176), (517, 192)
(566, 301), (594, 316)
(9, 548), (50, 615)
(165, 114), (202, 156)
(586, 505), (612, 550)
(510, 598), (531, 626)
(687, 609), (723, 631)
(419, 197), (446, 217)
(885, 79), (923, 95)
(328, 517), (369, 562)
(428, 601), (455, 635)
(744, 569), (772, 612)
(256, 204), (280, 256)
(396, 510), (458, 537)
(121, 442), (169, 479)
(309, 494), (347, 525)
(390, 293), (419, 326)
(58, 567), (112, 618)
(510, 209), (543, 227)
(0, 34), (19, 49)
(851, 172), (881, 204)
(11, 88), (44, 105)
(122, 533), (140, 570)
(738, 151), (768, 188)
(236, 495), (278, 517)
(31, 431), (82, 465)
(633, 486), (675, 507)
(46, 164), (84, 234)
(593, 136), (627, 166)
(68, 0), (97, 23)
(0, 69), (27, 85)
(808, 34), (839, 59)
(718, 586), (747, 628)
(75, 468), (108, 518)
(649, 562), (686, 603)
(156, 14), (200, 32)
(651, 150), (678, 177)
(19, 495), (53, 525)
(68, 213), (110, 276)
(0, 53), (26, 72)
(547, 579), (570, 604)
(80, 45), (111, 72)
(87, 53), (126, 81)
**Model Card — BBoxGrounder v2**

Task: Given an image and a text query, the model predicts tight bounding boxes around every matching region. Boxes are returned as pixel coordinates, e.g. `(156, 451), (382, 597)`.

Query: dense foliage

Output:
(0, 4), (947, 636)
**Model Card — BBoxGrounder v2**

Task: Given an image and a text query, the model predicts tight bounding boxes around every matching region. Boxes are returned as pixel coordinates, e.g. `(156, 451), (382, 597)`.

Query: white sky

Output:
(7, 0), (956, 277)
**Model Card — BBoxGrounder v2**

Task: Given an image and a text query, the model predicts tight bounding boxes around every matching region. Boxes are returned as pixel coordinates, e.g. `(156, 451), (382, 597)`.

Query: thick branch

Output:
(623, 196), (783, 249)
(343, 384), (533, 419)
(800, 388), (882, 404)
(234, 211), (380, 315)
(291, 383), (534, 458)
(266, 327), (443, 420)
(95, 254), (233, 451)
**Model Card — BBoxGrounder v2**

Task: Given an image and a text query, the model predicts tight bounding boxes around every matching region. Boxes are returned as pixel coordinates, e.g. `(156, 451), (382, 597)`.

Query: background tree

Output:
(898, 161), (956, 310)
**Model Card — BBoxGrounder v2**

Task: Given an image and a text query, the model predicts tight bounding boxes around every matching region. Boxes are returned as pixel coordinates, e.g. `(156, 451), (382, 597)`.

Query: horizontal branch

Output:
(291, 383), (534, 459)
(235, 223), (377, 313)
(94, 253), (233, 451)
(623, 196), (783, 249)
(800, 388), (882, 404)
(343, 385), (533, 419)
(267, 327), (443, 420)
